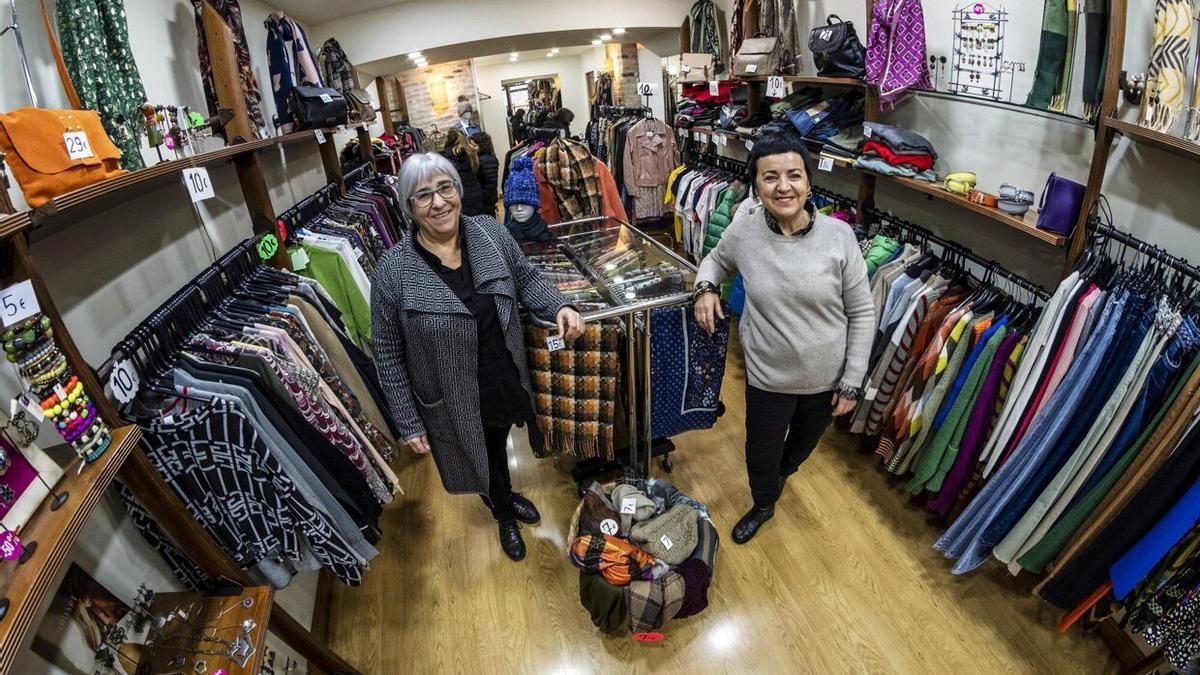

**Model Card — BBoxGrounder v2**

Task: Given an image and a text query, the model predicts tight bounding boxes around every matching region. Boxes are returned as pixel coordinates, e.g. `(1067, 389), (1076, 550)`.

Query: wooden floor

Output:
(325, 337), (1120, 674)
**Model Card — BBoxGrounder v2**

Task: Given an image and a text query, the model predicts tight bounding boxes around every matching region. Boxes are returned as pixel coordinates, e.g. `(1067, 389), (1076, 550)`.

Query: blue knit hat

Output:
(504, 156), (540, 209)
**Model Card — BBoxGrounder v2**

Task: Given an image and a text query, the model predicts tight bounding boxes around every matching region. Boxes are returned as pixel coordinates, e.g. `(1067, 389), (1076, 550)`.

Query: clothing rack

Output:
(598, 105), (652, 118)
(868, 207), (1050, 300)
(1089, 219), (1200, 282)
(343, 162), (375, 189)
(277, 182), (342, 243)
(810, 185), (857, 213)
(528, 126), (568, 141)
(686, 148), (747, 175)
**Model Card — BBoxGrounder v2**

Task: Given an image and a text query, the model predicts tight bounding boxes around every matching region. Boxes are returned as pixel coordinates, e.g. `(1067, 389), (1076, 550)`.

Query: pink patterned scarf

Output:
(866, 0), (933, 109)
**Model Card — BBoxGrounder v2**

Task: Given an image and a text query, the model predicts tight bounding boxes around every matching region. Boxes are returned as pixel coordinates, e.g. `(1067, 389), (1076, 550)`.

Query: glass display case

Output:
(521, 217), (696, 316)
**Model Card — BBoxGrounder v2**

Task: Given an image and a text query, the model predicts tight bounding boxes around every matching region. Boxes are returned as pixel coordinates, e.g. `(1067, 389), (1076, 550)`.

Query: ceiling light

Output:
(546, 52), (555, 58)
(600, 33), (612, 41)
(509, 55), (519, 61)
(511, 52), (519, 58)
(612, 28), (626, 35)
(408, 52), (422, 60)
(591, 39), (602, 46)
(551, 48), (560, 54)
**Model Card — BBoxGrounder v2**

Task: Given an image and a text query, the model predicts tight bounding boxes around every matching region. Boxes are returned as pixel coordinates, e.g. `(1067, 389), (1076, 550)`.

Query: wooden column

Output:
(319, 134), (344, 191)
(855, 0), (880, 224)
(1065, 0), (1128, 273)
(375, 77), (395, 135)
(233, 152), (291, 270)
(356, 126), (374, 166)
(200, 1), (255, 144)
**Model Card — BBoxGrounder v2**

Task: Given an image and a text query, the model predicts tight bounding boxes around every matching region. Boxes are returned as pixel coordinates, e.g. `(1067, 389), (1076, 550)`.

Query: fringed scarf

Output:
(1049, 0), (1079, 112)
(760, 0), (800, 74)
(1140, 0), (1195, 132)
(866, 0), (933, 109)
(689, 0), (725, 75)
(1081, 0), (1111, 122)
(1026, 0), (1071, 110)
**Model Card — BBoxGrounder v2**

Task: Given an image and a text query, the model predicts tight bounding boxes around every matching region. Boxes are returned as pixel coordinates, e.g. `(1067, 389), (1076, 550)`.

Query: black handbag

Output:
(808, 15), (866, 79)
(287, 84), (348, 130)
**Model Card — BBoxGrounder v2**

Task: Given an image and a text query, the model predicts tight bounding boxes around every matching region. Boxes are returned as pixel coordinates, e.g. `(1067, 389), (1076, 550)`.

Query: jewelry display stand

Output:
(137, 586), (272, 675)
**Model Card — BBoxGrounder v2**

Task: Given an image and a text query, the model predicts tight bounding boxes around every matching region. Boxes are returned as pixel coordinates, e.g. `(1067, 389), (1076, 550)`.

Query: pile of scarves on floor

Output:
(852, 122), (938, 182)
(569, 478), (718, 634)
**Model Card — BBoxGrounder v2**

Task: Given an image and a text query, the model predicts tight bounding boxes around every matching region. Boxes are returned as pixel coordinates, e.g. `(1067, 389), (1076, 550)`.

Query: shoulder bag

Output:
(733, 36), (780, 77)
(1035, 172), (1086, 235)
(679, 53), (717, 83)
(809, 15), (867, 78)
(288, 85), (349, 130)
(346, 88), (377, 124)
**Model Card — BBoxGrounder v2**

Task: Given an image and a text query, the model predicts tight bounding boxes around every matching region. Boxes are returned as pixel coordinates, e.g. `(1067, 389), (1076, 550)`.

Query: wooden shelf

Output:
(139, 586), (273, 675)
(29, 130), (324, 233)
(0, 212), (30, 243)
(743, 74), (865, 87)
(1107, 118), (1200, 162)
(0, 424), (142, 671)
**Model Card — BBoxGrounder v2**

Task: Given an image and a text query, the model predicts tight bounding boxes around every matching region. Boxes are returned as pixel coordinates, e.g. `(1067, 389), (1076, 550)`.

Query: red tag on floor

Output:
(634, 632), (664, 643)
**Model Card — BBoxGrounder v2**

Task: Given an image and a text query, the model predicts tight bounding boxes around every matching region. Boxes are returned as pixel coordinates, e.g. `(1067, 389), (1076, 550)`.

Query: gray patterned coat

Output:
(371, 215), (569, 495)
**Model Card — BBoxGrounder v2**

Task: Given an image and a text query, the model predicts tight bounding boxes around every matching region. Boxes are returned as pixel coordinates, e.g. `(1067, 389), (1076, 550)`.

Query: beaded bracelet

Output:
(72, 421), (107, 449)
(24, 354), (65, 381)
(41, 377), (82, 409)
(80, 431), (111, 463)
(15, 341), (54, 368)
(29, 359), (69, 386)
(2, 315), (51, 345)
(65, 414), (101, 445)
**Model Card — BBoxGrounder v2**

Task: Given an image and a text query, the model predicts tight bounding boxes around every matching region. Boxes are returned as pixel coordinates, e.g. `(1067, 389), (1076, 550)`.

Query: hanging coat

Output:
(371, 216), (569, 495)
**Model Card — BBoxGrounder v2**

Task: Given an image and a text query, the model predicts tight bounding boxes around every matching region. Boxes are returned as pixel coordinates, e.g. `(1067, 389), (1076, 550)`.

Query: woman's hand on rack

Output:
(407, 434), (432, 455)
(556, 307), (585, 340)
(693, 292), (724, 335)
(831, 393), (857, 417)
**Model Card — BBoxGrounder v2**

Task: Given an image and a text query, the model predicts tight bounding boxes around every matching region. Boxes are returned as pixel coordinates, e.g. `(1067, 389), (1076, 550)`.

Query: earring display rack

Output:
(137, 586), (273, 675)
(949, 2), (1008, 101)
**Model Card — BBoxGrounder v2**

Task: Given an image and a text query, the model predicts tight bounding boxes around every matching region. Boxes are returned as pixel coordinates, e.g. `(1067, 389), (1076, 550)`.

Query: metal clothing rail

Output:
(598, 105), (652, 118)
(1090, 219), (1200, 282)
(529, 216), (699, 477)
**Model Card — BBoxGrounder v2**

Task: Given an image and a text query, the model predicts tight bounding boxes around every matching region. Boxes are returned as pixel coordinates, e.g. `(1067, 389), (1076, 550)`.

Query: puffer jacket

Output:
(702, 182), (748, 256)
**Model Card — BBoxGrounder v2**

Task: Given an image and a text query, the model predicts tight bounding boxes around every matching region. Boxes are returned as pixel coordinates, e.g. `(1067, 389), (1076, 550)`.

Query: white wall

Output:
(638, 46), (668, 121)
(0, 0), (334, 670)
(473, 54), (591, 160)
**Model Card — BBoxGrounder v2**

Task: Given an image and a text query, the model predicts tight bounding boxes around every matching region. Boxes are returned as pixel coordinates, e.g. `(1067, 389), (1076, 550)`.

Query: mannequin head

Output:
(508, 204), (535, 223)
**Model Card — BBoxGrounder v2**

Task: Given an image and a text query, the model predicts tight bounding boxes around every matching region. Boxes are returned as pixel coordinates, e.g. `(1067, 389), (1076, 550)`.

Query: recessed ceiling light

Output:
(511, 52), (519, 57)
(551, 48), (560, 54)
(591, 39), (602, 46)
(546, 52), (555, 58)
(600, 33), (612, 41)
(612, 28), (626, 35)
(509, 55), (519, 61)
(408, 52), (422, 60)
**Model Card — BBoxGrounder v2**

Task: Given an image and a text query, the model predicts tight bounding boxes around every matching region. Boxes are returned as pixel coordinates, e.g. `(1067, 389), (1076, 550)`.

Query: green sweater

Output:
(295, 244), (372, 348)
(702, 183), (747, 256)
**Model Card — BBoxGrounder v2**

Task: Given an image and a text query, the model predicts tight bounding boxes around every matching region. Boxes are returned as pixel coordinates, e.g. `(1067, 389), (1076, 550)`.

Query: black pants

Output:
(480, 425), (516, 521)
(745, 386), (834, 508)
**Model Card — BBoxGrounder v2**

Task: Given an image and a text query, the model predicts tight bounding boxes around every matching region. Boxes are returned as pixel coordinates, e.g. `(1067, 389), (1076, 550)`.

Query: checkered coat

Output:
(371, 215), (569, 494)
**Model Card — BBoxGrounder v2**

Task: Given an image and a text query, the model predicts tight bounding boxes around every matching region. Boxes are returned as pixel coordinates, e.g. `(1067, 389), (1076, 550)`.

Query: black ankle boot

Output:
(732, 505), (775, 544)
(511, 493), (541, 524)
(498, 519), (526, 561)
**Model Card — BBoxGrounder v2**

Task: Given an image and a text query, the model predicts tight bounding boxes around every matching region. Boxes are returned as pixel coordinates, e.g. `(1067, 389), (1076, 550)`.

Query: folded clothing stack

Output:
(675, 81), (748, 129)
(570, 478), (718, 634)
(853, 121), (938, 182)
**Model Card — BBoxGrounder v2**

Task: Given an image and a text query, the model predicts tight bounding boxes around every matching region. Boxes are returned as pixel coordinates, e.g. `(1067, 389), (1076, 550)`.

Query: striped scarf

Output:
(1141, 0), (1195, 131)
(690, 0), (724, 74)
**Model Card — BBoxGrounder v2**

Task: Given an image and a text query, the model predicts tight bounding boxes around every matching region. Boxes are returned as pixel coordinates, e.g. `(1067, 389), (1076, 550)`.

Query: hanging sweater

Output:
(697, 205), (875, 394)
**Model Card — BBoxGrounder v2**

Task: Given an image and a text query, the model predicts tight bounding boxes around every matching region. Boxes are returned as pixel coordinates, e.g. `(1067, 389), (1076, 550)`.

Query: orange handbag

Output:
(0, 108), (125, 208)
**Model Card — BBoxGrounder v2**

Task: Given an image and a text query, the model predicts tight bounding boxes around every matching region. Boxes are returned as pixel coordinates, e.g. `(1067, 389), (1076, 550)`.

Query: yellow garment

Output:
(936, 313), (974, 374)
(664, 165), (687, 241)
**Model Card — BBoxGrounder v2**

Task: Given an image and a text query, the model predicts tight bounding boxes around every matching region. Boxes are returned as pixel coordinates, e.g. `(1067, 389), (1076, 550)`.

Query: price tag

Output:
(620, 497), (638, 515)
(314, 129), (327, 144)
(745, 139), (754, 151)
(54, 383), (68, 401)
(677, 127), (685, 138)
(819, 156), (835, 172)
(600, 519), (619, 535)
(109, 358), (141, 404)
(0, 531), (23, 562)
(745, 64), (759, 74)
(319, 93), (333, 103)
(680, 64), (691, 74)
(257, 233), (280, 261)
(182, 167), (215, 203)
(766, 75), (787, 99)
(63, 131), (94, 160)
(637, 82), (656, 96)
(863, 125), (873, 138)
(15, 393), (45, 422)
(716, 134), (728, 147)
(0, 280), (39, 328)
(708, 80), (720, 96)
(290, 246), (310, 271)
(545, 334), (566, 352)
(660, 535), (674, 550)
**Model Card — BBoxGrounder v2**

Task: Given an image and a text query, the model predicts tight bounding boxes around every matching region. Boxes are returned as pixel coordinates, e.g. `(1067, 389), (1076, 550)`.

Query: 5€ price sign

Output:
(637, 82), (656, 96)
(0, 280), (40, 328)
(109, 358), (141, 404)
(182, 167), (215, 203)
(766, 76), (787, 99)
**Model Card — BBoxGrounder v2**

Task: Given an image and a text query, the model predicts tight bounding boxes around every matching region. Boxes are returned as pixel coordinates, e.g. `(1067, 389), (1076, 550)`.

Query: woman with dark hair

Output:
(440, 128), (487, 216)
(510, 108), (528, 143)
(472, 131), (500, 218)
(544, 108), (575, 136)
(694, 132), (875, 544)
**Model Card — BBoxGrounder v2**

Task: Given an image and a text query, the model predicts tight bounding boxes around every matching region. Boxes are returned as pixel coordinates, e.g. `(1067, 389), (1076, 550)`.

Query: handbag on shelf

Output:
(1035, 172), (1086, 235)
(288, 84), (349, 130)
(0, 108), (125, 208)
(732, 36), (780, 78)
(808, 15), (867, 78)
(679, 53), (717, 83)
(345, 88), (377, 124)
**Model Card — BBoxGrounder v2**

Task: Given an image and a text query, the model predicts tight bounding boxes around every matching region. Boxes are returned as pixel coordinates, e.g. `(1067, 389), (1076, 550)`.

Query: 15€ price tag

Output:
(63, 131), (94, 160)
(0, 280), (39, 328)
(182, 167), (215, 203)
(314, 129), (327, 144)
(766, 75), (786, 99)
(109, 358), (141, 404)
(545, 334), (566, 352)
(819, 156), (835, 172)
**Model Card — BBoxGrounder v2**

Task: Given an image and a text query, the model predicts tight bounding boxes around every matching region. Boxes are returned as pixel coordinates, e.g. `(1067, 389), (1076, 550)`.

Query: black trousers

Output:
(745, 386), (834, 508)
(480, 425), (516, 521)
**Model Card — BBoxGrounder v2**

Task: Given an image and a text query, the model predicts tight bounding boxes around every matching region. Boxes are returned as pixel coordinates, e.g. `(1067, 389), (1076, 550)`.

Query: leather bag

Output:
(1035, 172), (1086, 235)
(0, 108), (124, 208)
(679, 53), (717, 83)
(732, 36), (780, 77)
(346, 88), (377, 124)
(808, 15), (867, 78)
(288, 85), (348, 130)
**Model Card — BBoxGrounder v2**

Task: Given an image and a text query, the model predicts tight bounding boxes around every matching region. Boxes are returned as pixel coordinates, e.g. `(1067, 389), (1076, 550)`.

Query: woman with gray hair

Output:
(372, 152), (585, 561)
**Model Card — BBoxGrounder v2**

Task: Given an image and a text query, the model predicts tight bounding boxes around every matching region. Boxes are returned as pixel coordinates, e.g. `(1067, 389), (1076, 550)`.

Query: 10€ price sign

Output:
(109, 358), (141, 404)
(257, 233), (280, 261)
(182, 167), (215, 203)
(637, 82), (656, 96)
(766, 76), (787, 99)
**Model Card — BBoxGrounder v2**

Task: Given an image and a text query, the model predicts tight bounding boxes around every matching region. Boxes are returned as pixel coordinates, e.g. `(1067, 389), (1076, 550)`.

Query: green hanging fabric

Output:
(1048, 0), (1079, 113)
(56, 0), (148, 170)
(1026, 0), (1071, 110)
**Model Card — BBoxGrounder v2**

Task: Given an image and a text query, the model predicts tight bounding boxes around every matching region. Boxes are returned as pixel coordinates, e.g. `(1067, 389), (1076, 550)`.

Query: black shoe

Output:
(512, 493), (541, 525)
(732, 505), (775, 545)
(498, 520), (526, 561)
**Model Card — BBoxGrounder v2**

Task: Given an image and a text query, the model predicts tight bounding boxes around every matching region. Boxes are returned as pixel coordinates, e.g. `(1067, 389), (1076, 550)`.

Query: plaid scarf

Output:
(525, 320), (621, 459)
(537, 139), (604, 220)
(626, 571), (686, 632)
(569, 534), (657, 586)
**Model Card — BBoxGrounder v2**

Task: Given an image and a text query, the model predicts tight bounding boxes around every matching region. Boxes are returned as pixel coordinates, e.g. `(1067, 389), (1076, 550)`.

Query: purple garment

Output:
(865, 0), (933, 108)
(928, 331), (1022, 517)
(672, 558), (711, 619)
(0, 434), (38, 521)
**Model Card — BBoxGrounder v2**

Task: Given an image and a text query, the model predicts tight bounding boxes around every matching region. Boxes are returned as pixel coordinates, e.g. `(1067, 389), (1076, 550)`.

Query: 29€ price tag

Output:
(766, 76), (787, 99)
(0, 280), (39, 328)
(63, 131), (94, 160)
(314, 129), (327, 144)
(545, 334), (566, 352)
(109, 358), (141, 404)
(819, 156), (835, 172)
(319, 93), (333, 103)
(182, 167), (215, 203)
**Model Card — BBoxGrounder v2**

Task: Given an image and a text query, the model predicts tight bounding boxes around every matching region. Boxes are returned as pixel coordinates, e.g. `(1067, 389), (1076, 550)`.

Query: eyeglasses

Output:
(410, 182), (458, 208)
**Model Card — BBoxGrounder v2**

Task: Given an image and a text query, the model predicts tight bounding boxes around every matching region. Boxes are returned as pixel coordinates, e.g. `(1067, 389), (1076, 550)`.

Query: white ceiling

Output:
(472, 45), (594, 67)
(268, 0), (413, 25)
